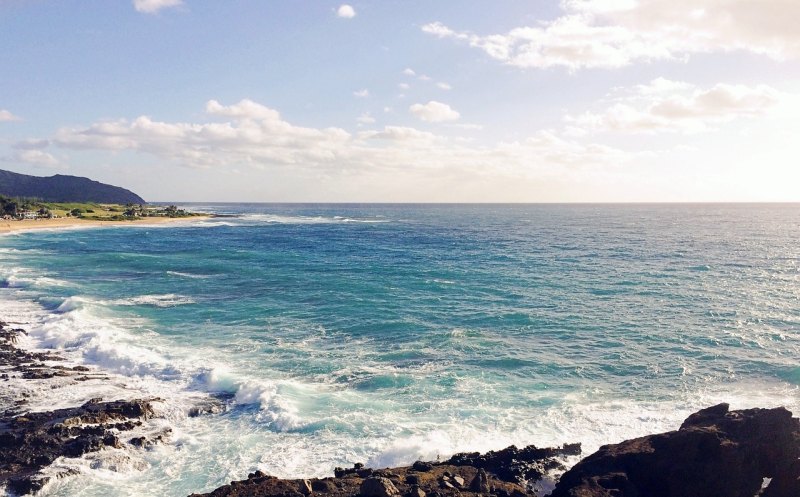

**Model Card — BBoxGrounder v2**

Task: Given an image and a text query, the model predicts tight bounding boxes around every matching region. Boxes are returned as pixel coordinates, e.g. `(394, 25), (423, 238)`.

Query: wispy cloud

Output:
(356, 112), (375, 125)
(0, 109), (20, 122)
(409, 101), (460, 122)
(423, 0), (800, 70)
(132, 0), (183, 14)
(7, 150), (61, 168)
(569, 79), (781, 133)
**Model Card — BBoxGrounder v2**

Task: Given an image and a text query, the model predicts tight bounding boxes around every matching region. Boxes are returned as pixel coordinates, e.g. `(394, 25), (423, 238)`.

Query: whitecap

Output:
(111, 294), (197, 308)
(166, 271), (213, 279)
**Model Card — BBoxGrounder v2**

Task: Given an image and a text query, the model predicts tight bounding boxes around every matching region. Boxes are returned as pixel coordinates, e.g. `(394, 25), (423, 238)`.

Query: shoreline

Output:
(0, 311), (798, 496)
(0, 215), (211, 235)
(2, 313), (797, 497)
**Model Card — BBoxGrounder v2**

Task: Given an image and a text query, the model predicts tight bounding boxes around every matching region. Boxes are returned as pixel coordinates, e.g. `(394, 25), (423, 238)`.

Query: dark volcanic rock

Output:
(189, 458), (538, 497)
(412, 461), (433, 472)
(0, 397), (159, 494)
(446, 443), (582, 484)
(549, 403), (800, 497)
(0, 321), (162, 495)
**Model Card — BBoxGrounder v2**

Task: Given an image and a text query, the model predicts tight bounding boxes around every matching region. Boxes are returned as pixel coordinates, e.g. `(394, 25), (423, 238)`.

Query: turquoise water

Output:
(1, 204), (799, 496)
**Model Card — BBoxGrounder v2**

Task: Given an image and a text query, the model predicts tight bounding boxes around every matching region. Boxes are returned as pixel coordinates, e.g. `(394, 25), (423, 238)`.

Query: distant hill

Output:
(0, 169), (145, 204)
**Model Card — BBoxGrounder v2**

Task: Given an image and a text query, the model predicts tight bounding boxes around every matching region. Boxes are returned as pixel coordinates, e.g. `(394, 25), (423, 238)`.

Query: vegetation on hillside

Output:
(0, 195), (201, 221)
(0, 169), (145, 204)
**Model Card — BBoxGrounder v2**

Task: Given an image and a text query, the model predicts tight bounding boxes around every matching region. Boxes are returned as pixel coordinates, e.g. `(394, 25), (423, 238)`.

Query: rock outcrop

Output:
(0, 397), (160, 494)
(549, 403), (800, 497)
(0, 321), (162, 494)
(188, 443), (580, 497)
(446, 443), (582, 483)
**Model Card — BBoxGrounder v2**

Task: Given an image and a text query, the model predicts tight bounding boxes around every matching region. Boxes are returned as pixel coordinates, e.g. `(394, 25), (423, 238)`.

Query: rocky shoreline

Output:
(189, 404), (799, 497)
(2, 318), (799, 497)
(0, 321), (168, 495)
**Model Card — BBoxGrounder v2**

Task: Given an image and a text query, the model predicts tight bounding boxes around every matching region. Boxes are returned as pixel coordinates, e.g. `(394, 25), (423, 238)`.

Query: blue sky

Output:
(1, 0), (799, 202)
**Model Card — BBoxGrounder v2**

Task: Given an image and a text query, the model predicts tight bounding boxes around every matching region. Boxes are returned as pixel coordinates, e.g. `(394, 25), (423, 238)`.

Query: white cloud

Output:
(421, 22), (463, 39)
(422, 0), (800, 70)
(337, 4), (356, 19)
(570, 79), (781, 132)
(53, 100), (352, 168)
(402, 68), (416, 76)
(47, 99), (628, 181)
(353, 89), (370, 98)
(14, 150), (60, 167)
(358, 126), (437, 142)
(409, 101), (461, 122)
(0, 109), (20, 122)
(398, 83), (410, 90)
(436, 82), (452, 90)
(133, 0), (183, 14)
(206, 99), (281, 121)
(422, 18), (671, 70)
(356, 112), (375, 125)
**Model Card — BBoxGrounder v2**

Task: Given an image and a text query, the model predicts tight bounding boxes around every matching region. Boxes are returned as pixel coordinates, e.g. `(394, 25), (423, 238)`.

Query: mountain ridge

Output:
(0, 169), (145, 204)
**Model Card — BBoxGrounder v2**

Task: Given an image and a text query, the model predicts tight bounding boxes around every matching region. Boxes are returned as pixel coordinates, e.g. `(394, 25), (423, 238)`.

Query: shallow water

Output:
(1, 204), (798, 496)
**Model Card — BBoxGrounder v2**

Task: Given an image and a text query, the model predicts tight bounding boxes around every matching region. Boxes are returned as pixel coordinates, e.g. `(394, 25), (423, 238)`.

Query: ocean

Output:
(1, 203), (798, 496)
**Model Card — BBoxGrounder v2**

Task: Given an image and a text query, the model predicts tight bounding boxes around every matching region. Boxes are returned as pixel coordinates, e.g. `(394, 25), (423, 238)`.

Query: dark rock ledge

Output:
(550, 403), (800, 497)
(0, 321), (164, 495)
(191, 404), (800, 497)
(189, 443), (582, 497)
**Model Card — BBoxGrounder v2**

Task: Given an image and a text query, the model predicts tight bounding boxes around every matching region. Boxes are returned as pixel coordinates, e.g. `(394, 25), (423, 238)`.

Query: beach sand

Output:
(0, 215), (209, 234)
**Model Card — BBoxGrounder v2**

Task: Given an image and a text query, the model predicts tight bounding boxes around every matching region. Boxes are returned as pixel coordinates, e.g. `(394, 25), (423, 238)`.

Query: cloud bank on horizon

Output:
(1, 0), (798, 201)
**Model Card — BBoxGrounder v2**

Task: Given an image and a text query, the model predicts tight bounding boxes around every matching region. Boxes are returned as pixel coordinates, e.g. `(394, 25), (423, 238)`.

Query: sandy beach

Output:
(0, 215), (209, 234)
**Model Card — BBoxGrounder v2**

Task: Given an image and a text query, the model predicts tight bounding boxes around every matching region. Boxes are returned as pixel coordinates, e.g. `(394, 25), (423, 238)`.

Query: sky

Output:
(1, 0), (799, 202)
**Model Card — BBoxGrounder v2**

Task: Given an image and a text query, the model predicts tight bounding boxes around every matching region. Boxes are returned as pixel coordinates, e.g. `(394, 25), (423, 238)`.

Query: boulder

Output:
(298, 479), (313, 495)
(470, 469), (491, 493)
(412, 461), (433, 472)
(360, 477), (401, 497)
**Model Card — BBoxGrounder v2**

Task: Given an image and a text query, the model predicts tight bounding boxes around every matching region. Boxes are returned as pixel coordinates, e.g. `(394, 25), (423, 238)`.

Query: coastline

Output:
(0, 215), (210, 235)
(2, 204), (799, 496)
(2, 311), (797, 497)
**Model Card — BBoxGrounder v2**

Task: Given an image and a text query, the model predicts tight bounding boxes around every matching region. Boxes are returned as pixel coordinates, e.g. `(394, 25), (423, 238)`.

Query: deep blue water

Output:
(1, 204), (798, 496)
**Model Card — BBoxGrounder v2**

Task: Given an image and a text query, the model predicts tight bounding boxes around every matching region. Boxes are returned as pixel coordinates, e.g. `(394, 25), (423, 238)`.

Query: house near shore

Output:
(19, 210), (38, 220)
